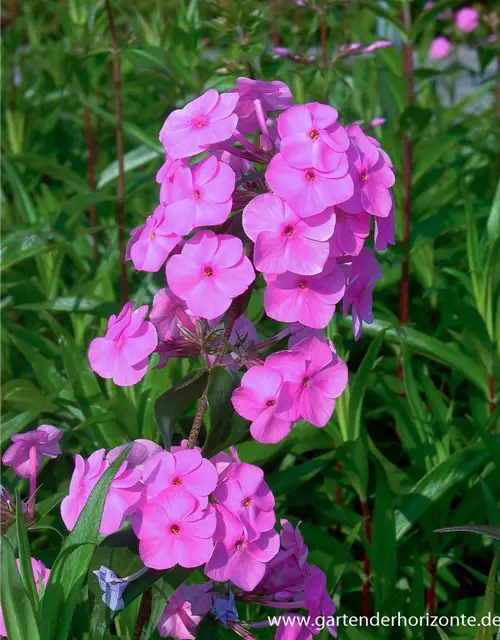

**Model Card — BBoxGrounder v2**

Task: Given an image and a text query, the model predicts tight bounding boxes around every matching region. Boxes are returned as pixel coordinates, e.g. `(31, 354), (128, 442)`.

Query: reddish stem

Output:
(133, 587), (152, 640)
(105, 0), (128, 304)
(361, 500), (372, 618)
(83, 106), (98, 262)
(399, 5), (414, 332)
(426, 555), (437, 615)
(28, 446), (37, 522)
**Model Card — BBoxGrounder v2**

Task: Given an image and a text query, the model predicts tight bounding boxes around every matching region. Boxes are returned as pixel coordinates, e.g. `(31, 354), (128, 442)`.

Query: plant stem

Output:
(83, 106), (98, 262)
(361, 500), (372, 618)
(133, 587), (152, 640)
(28, 446), (36, 522)
(399, 3), (414, 330)
(105, 0), (128, 304)
(426, 554), (437, 615)
(186, 285), (252, 450)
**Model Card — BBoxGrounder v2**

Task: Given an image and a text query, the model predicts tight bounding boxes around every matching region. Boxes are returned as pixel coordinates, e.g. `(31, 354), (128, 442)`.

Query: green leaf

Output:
(1, 155), (37, 224)
(154, 368), (208, 449)
(475, 550), (500, 640)
(202, 366), (248, 458)
(0, 538), (41, 640)
(486, 180), (500, 247)
(340, 317), (489, 394)
(1, 232), (67, 272)
(394, 444), (490, 541)
(16, 296), (119, 317)
(97, 145), (161, 189)
(434, 525), (500, 540)
(347, 331), (385, 441)
(12, 154), (87, 189)
(37, 446), (130, 640)
(15, 493), (38, 613)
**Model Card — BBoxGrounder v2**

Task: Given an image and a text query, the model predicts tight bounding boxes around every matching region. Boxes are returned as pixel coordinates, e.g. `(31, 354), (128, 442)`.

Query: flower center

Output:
(266, 399), (276, 407)
(309, 129), (320, 140)
(302, 377), (311, 387)
(284, 225), (294, 237)
(117, 337), (124, 348)
(298, 280), (308, 289)
(360, 170), (368, 181)
(204, 266), (213, 277)
(235, 539), (245, 552)
(172, 477), (182, 486)
(243, 498), (252, 507)
(193, 189), (201, 200)
(150, 231), (156, 240)
(170, 524), (180, 535)
(305, 170), (316, 182)
(195, 118), (207, 128)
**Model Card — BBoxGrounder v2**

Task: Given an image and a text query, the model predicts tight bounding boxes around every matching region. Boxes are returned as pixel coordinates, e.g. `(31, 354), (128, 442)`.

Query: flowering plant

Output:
(1, 77), (394, 640)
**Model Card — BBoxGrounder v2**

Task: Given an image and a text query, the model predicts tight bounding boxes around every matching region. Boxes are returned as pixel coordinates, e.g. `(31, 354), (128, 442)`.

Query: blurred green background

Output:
(1, 0), (500, 638)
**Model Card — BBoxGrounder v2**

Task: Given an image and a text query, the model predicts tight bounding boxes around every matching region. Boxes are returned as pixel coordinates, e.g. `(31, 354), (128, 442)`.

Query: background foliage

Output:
(1, 0), (500, 638)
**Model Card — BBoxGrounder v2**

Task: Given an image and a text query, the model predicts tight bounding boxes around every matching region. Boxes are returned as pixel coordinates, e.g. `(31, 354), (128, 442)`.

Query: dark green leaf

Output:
(154, 368), (209, 449)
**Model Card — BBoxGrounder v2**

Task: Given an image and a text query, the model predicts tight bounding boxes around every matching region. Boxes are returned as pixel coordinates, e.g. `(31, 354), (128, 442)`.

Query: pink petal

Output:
(250, 410), (293, 444)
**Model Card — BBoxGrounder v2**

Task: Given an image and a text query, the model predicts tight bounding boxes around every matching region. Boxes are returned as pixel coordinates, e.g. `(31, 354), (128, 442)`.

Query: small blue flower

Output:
(93, 566), (128, 612)
(211, 590), (238, 626)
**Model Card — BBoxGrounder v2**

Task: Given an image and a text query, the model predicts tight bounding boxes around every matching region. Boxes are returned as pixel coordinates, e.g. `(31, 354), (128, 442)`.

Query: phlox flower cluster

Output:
(88, 77), (395, 444)
(57, 439), (334, 638)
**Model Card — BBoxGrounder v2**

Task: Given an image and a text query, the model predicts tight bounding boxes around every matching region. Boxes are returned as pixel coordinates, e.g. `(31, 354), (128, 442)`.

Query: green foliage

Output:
(1, 0), (499, 638)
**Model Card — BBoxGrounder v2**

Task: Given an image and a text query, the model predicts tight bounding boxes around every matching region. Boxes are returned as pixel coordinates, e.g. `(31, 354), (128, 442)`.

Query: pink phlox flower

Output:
(213, 462), (275, 541)
(140, 449), (218, 510)
(160, 89), (239, 159)
(150, 287), (194, 341)
(61, 449), (143, 535)
(88, 302), (158, 387)
(210, 446), (240, 480)
(158, 582), (213, 640)
(231, 364), (295, 444)
(157, 155), (184, 204)
(288, 325), (334, 351)
(455, 7), (479, 32)
(228, 77), (293, 134)
(166, 231), (255, 320)
(106, 439), (163, 472)
(263, 259), (345, 329)
(164, 155), (235, 236)
(2, 425), (62, 478)
(374, 196), (395, 250)
(278, 102), (350, 172)
(0, 558), (50, 637)
(304, 566), (336, 636)
(133, 487), (216, 570)
(340, 124), (394, 218)
(429, 36), (451, 60)
(126, 205), (181, 272)
(275, 615), (314, 640)
(266, 152), (353, 218)
(213, 148), (253, 178)
(267, 336), (348, 428)
(280, 519), (308, 568)
(342, 248), (382, 340)
(362, 40), (392, 53)
(205, 505), (280, 591)
(329, 207), (370, 257)
(243, 193), (334, 276)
